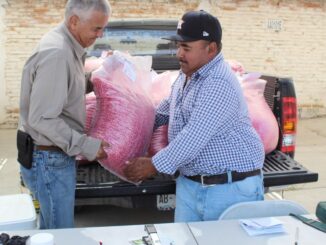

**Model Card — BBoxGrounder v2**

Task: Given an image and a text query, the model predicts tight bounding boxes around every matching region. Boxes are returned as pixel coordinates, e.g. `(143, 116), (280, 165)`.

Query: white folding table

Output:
(3, 215), (326, 244)
(188, 215), (326, 245)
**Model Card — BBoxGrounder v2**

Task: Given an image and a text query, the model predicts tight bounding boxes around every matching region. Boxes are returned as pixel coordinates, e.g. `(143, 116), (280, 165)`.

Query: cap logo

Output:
(177, 20), (184, 30)
(203, 31), (209, 37)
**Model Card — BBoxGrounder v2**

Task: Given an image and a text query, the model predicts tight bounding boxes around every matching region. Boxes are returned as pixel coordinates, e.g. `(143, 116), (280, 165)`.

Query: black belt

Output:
(184, 169), (261, 185)
(35, 145), (63, 152)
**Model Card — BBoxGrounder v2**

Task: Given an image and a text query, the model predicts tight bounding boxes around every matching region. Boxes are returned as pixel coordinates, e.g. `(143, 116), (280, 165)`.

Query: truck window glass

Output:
(87, 28), (177, 57)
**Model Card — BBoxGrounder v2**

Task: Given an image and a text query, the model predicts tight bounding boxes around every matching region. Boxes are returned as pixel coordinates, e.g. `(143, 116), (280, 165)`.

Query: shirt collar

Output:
(186, 52), (224, 81)
(59, 22), (86, 61)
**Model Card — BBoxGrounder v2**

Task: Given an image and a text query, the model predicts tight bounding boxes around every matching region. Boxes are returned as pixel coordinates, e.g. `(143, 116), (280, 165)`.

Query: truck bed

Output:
(75, 150), (318, 198)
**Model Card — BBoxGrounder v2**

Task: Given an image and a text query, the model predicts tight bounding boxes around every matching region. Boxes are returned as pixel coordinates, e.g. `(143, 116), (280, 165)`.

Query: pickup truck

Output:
(76, 19), (318, 210)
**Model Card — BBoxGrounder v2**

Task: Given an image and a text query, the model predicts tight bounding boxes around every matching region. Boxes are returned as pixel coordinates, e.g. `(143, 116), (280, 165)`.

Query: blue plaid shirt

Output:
(152, 53), (264, 176)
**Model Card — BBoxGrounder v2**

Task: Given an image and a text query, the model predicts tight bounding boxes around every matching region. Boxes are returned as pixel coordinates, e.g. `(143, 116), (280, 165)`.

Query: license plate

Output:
(156, 194), (175, 211)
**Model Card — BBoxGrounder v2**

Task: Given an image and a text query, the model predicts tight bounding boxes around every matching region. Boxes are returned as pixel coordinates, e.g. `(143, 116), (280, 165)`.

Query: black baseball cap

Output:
(164, 10), (222, 43)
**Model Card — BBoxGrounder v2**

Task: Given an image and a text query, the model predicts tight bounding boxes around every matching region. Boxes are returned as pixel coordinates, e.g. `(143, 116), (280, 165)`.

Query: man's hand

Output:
(124, 157), (158, 182)
(95, 141), (109, 160)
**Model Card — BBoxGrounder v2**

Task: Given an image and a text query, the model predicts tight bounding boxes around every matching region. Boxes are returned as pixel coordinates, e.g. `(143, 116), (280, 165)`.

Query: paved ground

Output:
(277, 117), (326, 212)
(0, 117), (325, 226)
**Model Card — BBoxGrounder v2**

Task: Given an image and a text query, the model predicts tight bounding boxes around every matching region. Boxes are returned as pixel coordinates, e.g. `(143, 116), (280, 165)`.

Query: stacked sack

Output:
(84, 51), (155, 183)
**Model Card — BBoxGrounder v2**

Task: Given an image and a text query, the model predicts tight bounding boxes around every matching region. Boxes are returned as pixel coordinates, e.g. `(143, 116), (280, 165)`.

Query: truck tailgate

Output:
(263, 150), (318, 186)
(75, 150), (318, 198)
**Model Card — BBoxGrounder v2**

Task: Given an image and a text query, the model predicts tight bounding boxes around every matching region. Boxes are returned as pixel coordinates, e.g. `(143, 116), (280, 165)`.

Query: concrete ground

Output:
(0, 117), (325, 226)
(276, 117), (326, 212)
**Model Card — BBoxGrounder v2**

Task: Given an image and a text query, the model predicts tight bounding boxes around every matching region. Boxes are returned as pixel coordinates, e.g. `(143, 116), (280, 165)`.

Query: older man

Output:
(19, 0), (111, 229)
(124, 10), (265, 222)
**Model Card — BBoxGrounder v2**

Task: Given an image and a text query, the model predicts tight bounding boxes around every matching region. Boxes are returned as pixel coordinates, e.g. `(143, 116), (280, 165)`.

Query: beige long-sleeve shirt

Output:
(19, 23), (101, 161)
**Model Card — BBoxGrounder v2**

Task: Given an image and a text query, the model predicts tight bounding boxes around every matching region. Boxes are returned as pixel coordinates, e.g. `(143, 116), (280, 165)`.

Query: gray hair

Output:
(65, 0), (111, 23)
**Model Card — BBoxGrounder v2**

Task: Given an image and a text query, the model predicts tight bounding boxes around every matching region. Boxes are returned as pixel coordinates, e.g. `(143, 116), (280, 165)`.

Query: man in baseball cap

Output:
(124, 10), (265, 223)
(162, 10), (223, 77)
(165, 10), (222, 44)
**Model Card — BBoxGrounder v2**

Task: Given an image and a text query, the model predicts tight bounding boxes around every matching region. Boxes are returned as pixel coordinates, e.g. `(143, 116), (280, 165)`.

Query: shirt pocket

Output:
(181, 89), (196, 120)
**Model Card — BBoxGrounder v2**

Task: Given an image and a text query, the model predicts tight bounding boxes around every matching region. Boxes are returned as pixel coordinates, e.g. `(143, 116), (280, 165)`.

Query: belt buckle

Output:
(200, 175), (216, 187)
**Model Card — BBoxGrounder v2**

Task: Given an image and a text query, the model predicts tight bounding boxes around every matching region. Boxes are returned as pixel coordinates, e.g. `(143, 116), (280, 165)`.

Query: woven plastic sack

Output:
(84, 51), (109, 73)
(148, 125), (169, 157)
(227, 59), (245, 76)
(146, 71), (179, 156)
(85, 92), (97, 133)
(240, 73), (279, 154)
(88, 51), (155, 183)
(76, 92), (97, 164)
(150, 70), (179, 107)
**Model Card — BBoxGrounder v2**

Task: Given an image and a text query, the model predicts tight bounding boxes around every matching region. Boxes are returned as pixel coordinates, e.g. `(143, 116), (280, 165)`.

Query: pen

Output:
(295, 227), (299, 245)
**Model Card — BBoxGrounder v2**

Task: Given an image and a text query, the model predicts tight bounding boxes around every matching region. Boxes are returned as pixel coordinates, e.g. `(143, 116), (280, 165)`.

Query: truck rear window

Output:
(87, 28), (177, 57)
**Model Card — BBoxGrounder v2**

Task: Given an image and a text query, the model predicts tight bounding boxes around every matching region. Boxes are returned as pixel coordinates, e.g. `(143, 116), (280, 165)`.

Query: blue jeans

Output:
(174, 172), (264, 222)
(20, 149), (76, 229)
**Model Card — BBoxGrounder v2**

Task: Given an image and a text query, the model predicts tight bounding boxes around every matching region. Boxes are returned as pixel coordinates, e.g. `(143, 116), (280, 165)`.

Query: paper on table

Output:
(129, 236), (175, 245)
(239, 217), (286, 236)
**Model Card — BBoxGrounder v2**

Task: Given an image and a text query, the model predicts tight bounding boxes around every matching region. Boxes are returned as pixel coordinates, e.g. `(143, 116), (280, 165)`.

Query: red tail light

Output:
(281, 97), (297, 155)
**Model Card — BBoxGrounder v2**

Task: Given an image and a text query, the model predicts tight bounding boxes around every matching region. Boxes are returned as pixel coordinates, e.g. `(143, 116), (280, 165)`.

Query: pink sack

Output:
(88, 52), (155, 183)
(76, 93), (97, 164)
(150, 71), (179, 106)
(85, 92), (97, 133)
(240, 75), (279, 154)
(84, 51), (110, 73)
(227, 59), (245, 75)
(77, 57), (104, 165)
(146, 71), (178, 156)
(148, 125), (169, 157)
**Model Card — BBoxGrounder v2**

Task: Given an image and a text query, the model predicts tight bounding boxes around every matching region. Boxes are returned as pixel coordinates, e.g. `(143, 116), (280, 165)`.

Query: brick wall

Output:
(0, 0), (67, 128)
(0, 0), (7, 125)
(0, 0), (325, 128)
